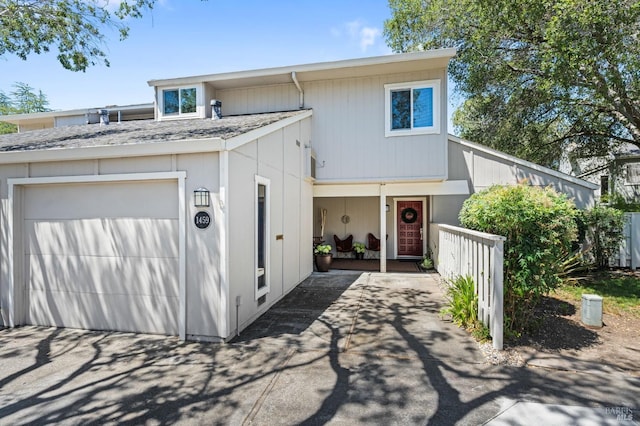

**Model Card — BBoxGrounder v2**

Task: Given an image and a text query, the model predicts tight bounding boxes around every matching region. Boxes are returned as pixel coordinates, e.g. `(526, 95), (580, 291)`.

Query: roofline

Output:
(448, 134), (600, 190)
(0, 103), (154, 123)
(0, 110), (312, 164)
(147, 49), (457, 87)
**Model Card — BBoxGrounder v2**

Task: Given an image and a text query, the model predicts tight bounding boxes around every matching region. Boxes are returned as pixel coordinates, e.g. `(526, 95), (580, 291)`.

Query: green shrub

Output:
(459, 184), (578, 336)
(441, 275), (478, 328)
(582, 204), (625, 269)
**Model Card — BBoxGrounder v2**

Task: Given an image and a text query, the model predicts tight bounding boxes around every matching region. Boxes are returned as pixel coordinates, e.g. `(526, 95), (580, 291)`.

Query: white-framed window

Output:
(384, 80), (441, 137)
(625, 163), (640, 185)
(255, 175), (270, 300)
(161, 87), (197, 116)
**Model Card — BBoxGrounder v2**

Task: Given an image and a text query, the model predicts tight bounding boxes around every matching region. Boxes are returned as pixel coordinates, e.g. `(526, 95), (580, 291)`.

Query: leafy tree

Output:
(0, 82), (51, 134)
(384, 0), (640, 168)
(459, 184), (578, 336)
(0, 0), (156, 71)
(10, 82), (49, 113)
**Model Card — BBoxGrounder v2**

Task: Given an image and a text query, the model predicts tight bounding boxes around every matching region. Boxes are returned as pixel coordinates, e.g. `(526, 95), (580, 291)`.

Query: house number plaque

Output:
(194, 211), (211, 229)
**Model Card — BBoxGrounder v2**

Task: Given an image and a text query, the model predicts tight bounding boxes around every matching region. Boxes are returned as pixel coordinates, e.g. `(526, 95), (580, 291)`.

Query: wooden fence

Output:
(436, 224), (505, 350)
(612, 212), (640, 269)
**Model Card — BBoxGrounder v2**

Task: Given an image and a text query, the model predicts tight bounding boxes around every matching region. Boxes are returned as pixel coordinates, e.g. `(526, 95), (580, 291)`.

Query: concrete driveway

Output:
(0, 272), (637, 425)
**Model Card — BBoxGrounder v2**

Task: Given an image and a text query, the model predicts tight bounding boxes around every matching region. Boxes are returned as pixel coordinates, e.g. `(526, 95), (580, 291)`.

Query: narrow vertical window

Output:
(255, 176), (270, 299)
(600, 175), (609, 198)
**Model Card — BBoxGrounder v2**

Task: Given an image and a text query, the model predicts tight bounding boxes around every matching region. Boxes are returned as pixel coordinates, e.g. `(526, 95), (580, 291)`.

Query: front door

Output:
(397, 200), (424, 257)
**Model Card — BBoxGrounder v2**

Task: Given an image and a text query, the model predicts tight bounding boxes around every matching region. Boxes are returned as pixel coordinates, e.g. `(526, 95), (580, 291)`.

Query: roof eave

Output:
(147, 49), (457, 88)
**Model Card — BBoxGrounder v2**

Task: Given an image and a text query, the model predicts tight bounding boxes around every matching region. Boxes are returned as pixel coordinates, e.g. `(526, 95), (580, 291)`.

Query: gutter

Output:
(291, 72), (304, 109)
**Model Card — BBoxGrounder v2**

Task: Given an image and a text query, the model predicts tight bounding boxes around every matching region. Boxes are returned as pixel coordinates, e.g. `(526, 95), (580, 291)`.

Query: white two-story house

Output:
(0, 49), (596, 342)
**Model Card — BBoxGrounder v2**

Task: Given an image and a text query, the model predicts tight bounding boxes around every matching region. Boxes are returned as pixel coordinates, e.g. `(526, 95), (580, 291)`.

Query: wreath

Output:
(401, 207), (418, 224)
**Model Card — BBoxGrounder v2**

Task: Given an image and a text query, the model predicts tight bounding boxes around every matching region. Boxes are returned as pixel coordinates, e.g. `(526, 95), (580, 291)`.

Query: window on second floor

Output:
(625, 163), (640, 185)
(162, 87), (197, 116)
(384, 80), (440, 137)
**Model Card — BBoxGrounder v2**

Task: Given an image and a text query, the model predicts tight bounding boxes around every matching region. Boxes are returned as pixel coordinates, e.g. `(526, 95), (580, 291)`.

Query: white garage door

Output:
(23, 180), (179, 335)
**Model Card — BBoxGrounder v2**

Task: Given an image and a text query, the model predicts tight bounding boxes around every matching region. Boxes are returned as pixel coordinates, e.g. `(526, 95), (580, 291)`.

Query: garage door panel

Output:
(24, 181), (178, 220)
(28, 254), (179, 298)
(25, 218), (179, 258)
(23, 180), (180, 336)
(28, 291), (179, 335)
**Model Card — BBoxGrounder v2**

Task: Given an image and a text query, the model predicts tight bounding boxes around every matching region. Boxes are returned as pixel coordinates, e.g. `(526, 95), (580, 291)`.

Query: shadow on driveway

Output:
(0, 272), (637, 425)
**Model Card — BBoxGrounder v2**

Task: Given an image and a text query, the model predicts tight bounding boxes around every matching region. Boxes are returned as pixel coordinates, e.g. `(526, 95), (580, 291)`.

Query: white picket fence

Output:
(436, 224), (505, 350)
(612, 212), (640, 269)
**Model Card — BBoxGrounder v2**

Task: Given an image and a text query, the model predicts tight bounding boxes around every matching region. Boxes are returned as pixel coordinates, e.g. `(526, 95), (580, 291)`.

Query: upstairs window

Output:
(385, 80), (440, 137)
(625, 163), (640, 185)
(162, 87), (197, 116)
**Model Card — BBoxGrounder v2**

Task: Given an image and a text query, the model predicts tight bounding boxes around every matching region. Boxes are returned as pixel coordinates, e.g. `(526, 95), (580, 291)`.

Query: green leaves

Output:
(0, 0), (156, 71)
(459, 184), (578, 335)
(384, 0), (640, 166)
(0, 82), (51, 134)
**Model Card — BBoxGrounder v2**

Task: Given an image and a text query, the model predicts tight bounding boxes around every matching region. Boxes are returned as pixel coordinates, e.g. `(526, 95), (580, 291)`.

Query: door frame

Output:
(393, 197), (427, 259)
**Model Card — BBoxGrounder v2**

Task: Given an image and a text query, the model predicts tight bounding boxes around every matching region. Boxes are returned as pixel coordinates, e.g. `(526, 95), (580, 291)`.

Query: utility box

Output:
(581, 294), (603, 327)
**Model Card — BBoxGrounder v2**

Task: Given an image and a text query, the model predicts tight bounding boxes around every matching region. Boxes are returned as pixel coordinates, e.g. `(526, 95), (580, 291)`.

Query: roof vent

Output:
(211, 100), (222, 120)
(99, 109), (109, 126)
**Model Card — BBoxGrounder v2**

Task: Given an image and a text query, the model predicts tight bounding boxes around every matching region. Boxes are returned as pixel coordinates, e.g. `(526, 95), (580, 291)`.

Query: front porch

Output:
(329, 258), (425, 273)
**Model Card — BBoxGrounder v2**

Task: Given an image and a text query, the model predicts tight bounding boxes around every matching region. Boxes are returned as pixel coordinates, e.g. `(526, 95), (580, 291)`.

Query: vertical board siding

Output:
(437, 224), (505, 350)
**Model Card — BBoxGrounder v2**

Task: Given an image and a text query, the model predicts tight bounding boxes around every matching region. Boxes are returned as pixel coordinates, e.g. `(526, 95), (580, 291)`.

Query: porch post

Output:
(380, 184), (387, 273)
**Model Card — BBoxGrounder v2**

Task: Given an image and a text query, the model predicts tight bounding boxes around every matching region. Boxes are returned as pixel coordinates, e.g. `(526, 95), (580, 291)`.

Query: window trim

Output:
(625, 163), (640, 185)
(384, 79), (441, 137)
(160, 86), (199, 117)
(255, 175), (270, 300)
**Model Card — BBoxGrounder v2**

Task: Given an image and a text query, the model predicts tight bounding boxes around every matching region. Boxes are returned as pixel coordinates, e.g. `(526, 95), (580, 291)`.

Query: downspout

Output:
(291, 71), (304, 109)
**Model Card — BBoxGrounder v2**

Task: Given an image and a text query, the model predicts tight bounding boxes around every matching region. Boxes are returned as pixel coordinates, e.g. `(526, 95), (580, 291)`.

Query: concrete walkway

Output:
(0, 272), (637, 425)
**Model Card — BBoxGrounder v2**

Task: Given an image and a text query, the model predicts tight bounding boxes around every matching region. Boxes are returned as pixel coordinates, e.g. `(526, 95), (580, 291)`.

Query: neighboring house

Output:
(0, 103), (154, 131)
(559, 144), (640, 203)
(0, 50), (597, 342)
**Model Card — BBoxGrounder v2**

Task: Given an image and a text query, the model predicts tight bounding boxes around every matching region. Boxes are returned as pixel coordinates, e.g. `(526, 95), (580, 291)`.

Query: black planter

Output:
(355, 252), (364, 260)
(315, 254), (333, 272)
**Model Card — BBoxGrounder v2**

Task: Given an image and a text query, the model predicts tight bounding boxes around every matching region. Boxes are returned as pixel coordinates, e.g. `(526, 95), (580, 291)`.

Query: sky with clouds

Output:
(0, 0), (395, 110)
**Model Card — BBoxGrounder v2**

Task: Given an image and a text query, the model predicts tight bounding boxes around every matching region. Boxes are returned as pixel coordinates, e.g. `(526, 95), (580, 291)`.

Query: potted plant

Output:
(314, 244), (333, 272)
(353, 242), (366, 260)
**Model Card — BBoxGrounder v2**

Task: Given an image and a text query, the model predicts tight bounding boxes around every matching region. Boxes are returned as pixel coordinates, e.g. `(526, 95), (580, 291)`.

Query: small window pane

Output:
(257, 183), (266, 288)
(391, 89), (411, 130)
(180, 88), (196, 114)
(413, 87), (434, 128)
(163, 90), (179, 115)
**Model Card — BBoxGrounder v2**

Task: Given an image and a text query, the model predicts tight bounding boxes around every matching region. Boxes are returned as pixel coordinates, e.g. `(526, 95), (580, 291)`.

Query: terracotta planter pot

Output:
(315, 253), (333, 272)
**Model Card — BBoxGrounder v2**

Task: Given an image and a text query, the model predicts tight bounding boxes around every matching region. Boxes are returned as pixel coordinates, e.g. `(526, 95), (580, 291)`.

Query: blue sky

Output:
(1, 0), (395, 110)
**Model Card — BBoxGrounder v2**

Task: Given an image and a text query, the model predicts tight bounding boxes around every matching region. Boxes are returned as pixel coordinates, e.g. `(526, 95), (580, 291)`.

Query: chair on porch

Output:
(333, 234), (353, 258)
(366, 233), (387, 259)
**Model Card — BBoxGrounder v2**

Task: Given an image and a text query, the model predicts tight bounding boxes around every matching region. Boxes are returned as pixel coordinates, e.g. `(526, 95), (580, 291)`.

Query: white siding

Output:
(227, 117), (313, 335)
(0, 152), (224, 339)
(215, 69), (448, 183)
(433, 138), (597, 226)
(217, 85), (300, 116)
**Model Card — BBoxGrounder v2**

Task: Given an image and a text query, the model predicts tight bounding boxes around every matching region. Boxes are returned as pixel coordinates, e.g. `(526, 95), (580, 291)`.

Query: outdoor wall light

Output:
(194, 187), (210, 207)
(386, 204), (390, 212)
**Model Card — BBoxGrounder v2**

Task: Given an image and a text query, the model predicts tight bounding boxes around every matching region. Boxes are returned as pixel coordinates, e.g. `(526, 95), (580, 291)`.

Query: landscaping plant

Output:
(459, 184), (578, 336)
(441, 275), (478, 329)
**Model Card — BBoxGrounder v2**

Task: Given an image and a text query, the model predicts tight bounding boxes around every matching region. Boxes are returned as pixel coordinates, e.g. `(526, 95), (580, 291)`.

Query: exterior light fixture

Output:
(386, 204), (390, 212)
(194, 187), (210, 207)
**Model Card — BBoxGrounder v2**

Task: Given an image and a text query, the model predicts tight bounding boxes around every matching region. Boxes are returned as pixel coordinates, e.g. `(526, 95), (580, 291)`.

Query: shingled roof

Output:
(0, 110), (307, 153)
